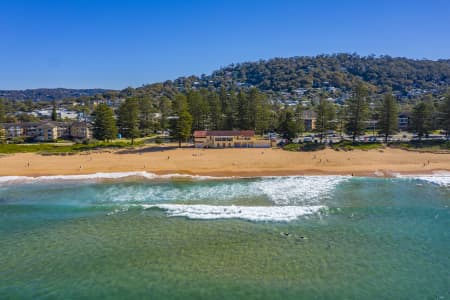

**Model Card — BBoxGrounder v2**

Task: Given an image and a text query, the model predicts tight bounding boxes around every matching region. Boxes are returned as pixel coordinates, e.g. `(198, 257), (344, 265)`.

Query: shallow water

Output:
(0, 175), (449, 299)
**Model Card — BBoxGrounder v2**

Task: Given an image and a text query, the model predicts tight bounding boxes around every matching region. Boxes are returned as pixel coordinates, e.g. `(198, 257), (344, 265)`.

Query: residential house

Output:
(35, 122), (70, 142)
(22, 122), (40, 138)
(1, 121), (71, 141)
(36, 122), (58, 141)
(70, 121), (93, 140)
(2, 123), (24, 139)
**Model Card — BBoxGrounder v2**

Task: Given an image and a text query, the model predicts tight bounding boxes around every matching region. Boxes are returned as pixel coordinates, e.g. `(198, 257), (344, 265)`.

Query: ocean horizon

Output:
(0, 173), (449, 299)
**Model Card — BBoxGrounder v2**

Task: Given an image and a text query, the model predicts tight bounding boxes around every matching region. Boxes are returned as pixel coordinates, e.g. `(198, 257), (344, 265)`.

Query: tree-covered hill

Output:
(127, 54), (450, 103)
(207, 54), (450, 95)
(1, 54), (449, 103)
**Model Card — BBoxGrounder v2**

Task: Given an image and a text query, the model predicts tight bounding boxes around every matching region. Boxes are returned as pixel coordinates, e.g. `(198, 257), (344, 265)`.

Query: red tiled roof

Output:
(201, 130), (255, 137)
(239, 130), (255, 137)
(193, 130), (207, 138)
(206, 130), (240, 136)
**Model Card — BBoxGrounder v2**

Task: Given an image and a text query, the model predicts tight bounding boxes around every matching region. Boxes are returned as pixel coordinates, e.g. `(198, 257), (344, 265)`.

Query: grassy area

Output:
(283, 143), (300, 151)
(389, 140), (450, 152)
(0, 140), (144, 154)
(283, 143), (326, 152)
(331, 141), (384, 151)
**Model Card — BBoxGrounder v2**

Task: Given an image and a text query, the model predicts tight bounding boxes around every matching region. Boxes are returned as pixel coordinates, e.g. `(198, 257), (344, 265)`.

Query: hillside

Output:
(1, 54), (449, 103)
(126, 54), (450, 104)
(209, 54), (450, 94)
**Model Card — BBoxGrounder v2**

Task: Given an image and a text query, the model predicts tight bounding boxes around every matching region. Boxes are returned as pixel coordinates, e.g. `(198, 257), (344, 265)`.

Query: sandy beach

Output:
(0, 147), (449, 177)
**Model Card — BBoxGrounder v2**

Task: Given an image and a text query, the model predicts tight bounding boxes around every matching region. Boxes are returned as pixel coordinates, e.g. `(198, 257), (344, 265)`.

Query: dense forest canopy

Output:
(125, 54), (450, 106)
(209, 54), (450, 94)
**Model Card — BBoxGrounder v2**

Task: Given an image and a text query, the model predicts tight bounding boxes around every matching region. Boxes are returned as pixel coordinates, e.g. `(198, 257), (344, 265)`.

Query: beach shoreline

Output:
(0, 148), (449, 178)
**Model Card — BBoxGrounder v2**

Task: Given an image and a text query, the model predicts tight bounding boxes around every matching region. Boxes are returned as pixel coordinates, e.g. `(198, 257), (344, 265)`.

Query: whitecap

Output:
(141, 204), (326, 222)
(251, 176), (349, 205)
(90, 175), (348, 205)
(409, 176), (450, 187)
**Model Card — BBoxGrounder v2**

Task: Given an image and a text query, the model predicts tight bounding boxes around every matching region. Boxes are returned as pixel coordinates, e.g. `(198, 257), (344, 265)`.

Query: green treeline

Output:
(90, 84), (450, 145)
(94, 88), (277, 145)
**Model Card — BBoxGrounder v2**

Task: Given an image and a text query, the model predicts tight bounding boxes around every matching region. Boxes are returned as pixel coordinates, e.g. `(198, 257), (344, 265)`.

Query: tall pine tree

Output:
(315, 98), (336, 142)
(346, 83), (369, 142)
(117, 98), (140, 144)
(377, 93), (398, 143)
(172, 94), (193, 147)
(159, 96), (172, 130)
(207, 91), (222, 130)
(139, 96), (156, 136)
(411, 101), (432, 140)
(93, 104), (117, 141)
(237, 90), (251, 129)
(187, 90), (209, 130)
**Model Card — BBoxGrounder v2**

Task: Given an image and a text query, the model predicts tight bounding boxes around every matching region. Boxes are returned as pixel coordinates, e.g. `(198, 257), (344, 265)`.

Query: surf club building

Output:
(193, 130), (272, 148)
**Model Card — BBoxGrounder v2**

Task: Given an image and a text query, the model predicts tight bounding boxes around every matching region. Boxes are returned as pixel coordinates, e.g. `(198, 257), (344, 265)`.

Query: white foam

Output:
(251, 176), (349, 205)
(141, 204), (326, 222)
(0, 172), (222, 185)
(396, 172), (450, 187)
(408, 176), (450, 187)
(86, 175), (348, 205)
(0, 176), (27, 183)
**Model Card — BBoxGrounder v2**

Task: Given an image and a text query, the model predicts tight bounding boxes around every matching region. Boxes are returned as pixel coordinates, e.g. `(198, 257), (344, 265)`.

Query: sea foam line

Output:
(251, 176), (349, 205)
(0, 172), (226, 184)
(141, 204), (326, 222)
(397, 172), (450, 187)
(405, 176), (450, 187)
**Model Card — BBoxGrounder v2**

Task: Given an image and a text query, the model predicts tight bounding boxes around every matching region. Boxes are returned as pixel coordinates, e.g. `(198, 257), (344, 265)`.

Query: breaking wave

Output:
(397, 172), (450, 187)
(0, 173), (349, 206)
(0, 174), (349, 222)
(90, 175), (349, 206)
(141, 204), (326, 222)
(409, 176), (450, 187)
(252, 176), (349, 205)
(0, 172), (223, 185)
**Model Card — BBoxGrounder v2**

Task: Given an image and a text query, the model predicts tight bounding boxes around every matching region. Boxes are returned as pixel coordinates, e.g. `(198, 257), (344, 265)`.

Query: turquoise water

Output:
(0, 175), (449, 299)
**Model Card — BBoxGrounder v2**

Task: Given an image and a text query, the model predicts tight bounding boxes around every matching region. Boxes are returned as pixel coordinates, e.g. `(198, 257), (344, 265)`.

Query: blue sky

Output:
(1, 0), (449, 90)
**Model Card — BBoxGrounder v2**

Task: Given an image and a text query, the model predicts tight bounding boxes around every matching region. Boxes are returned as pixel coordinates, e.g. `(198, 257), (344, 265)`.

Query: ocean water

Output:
(0, 173), (449, 299)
